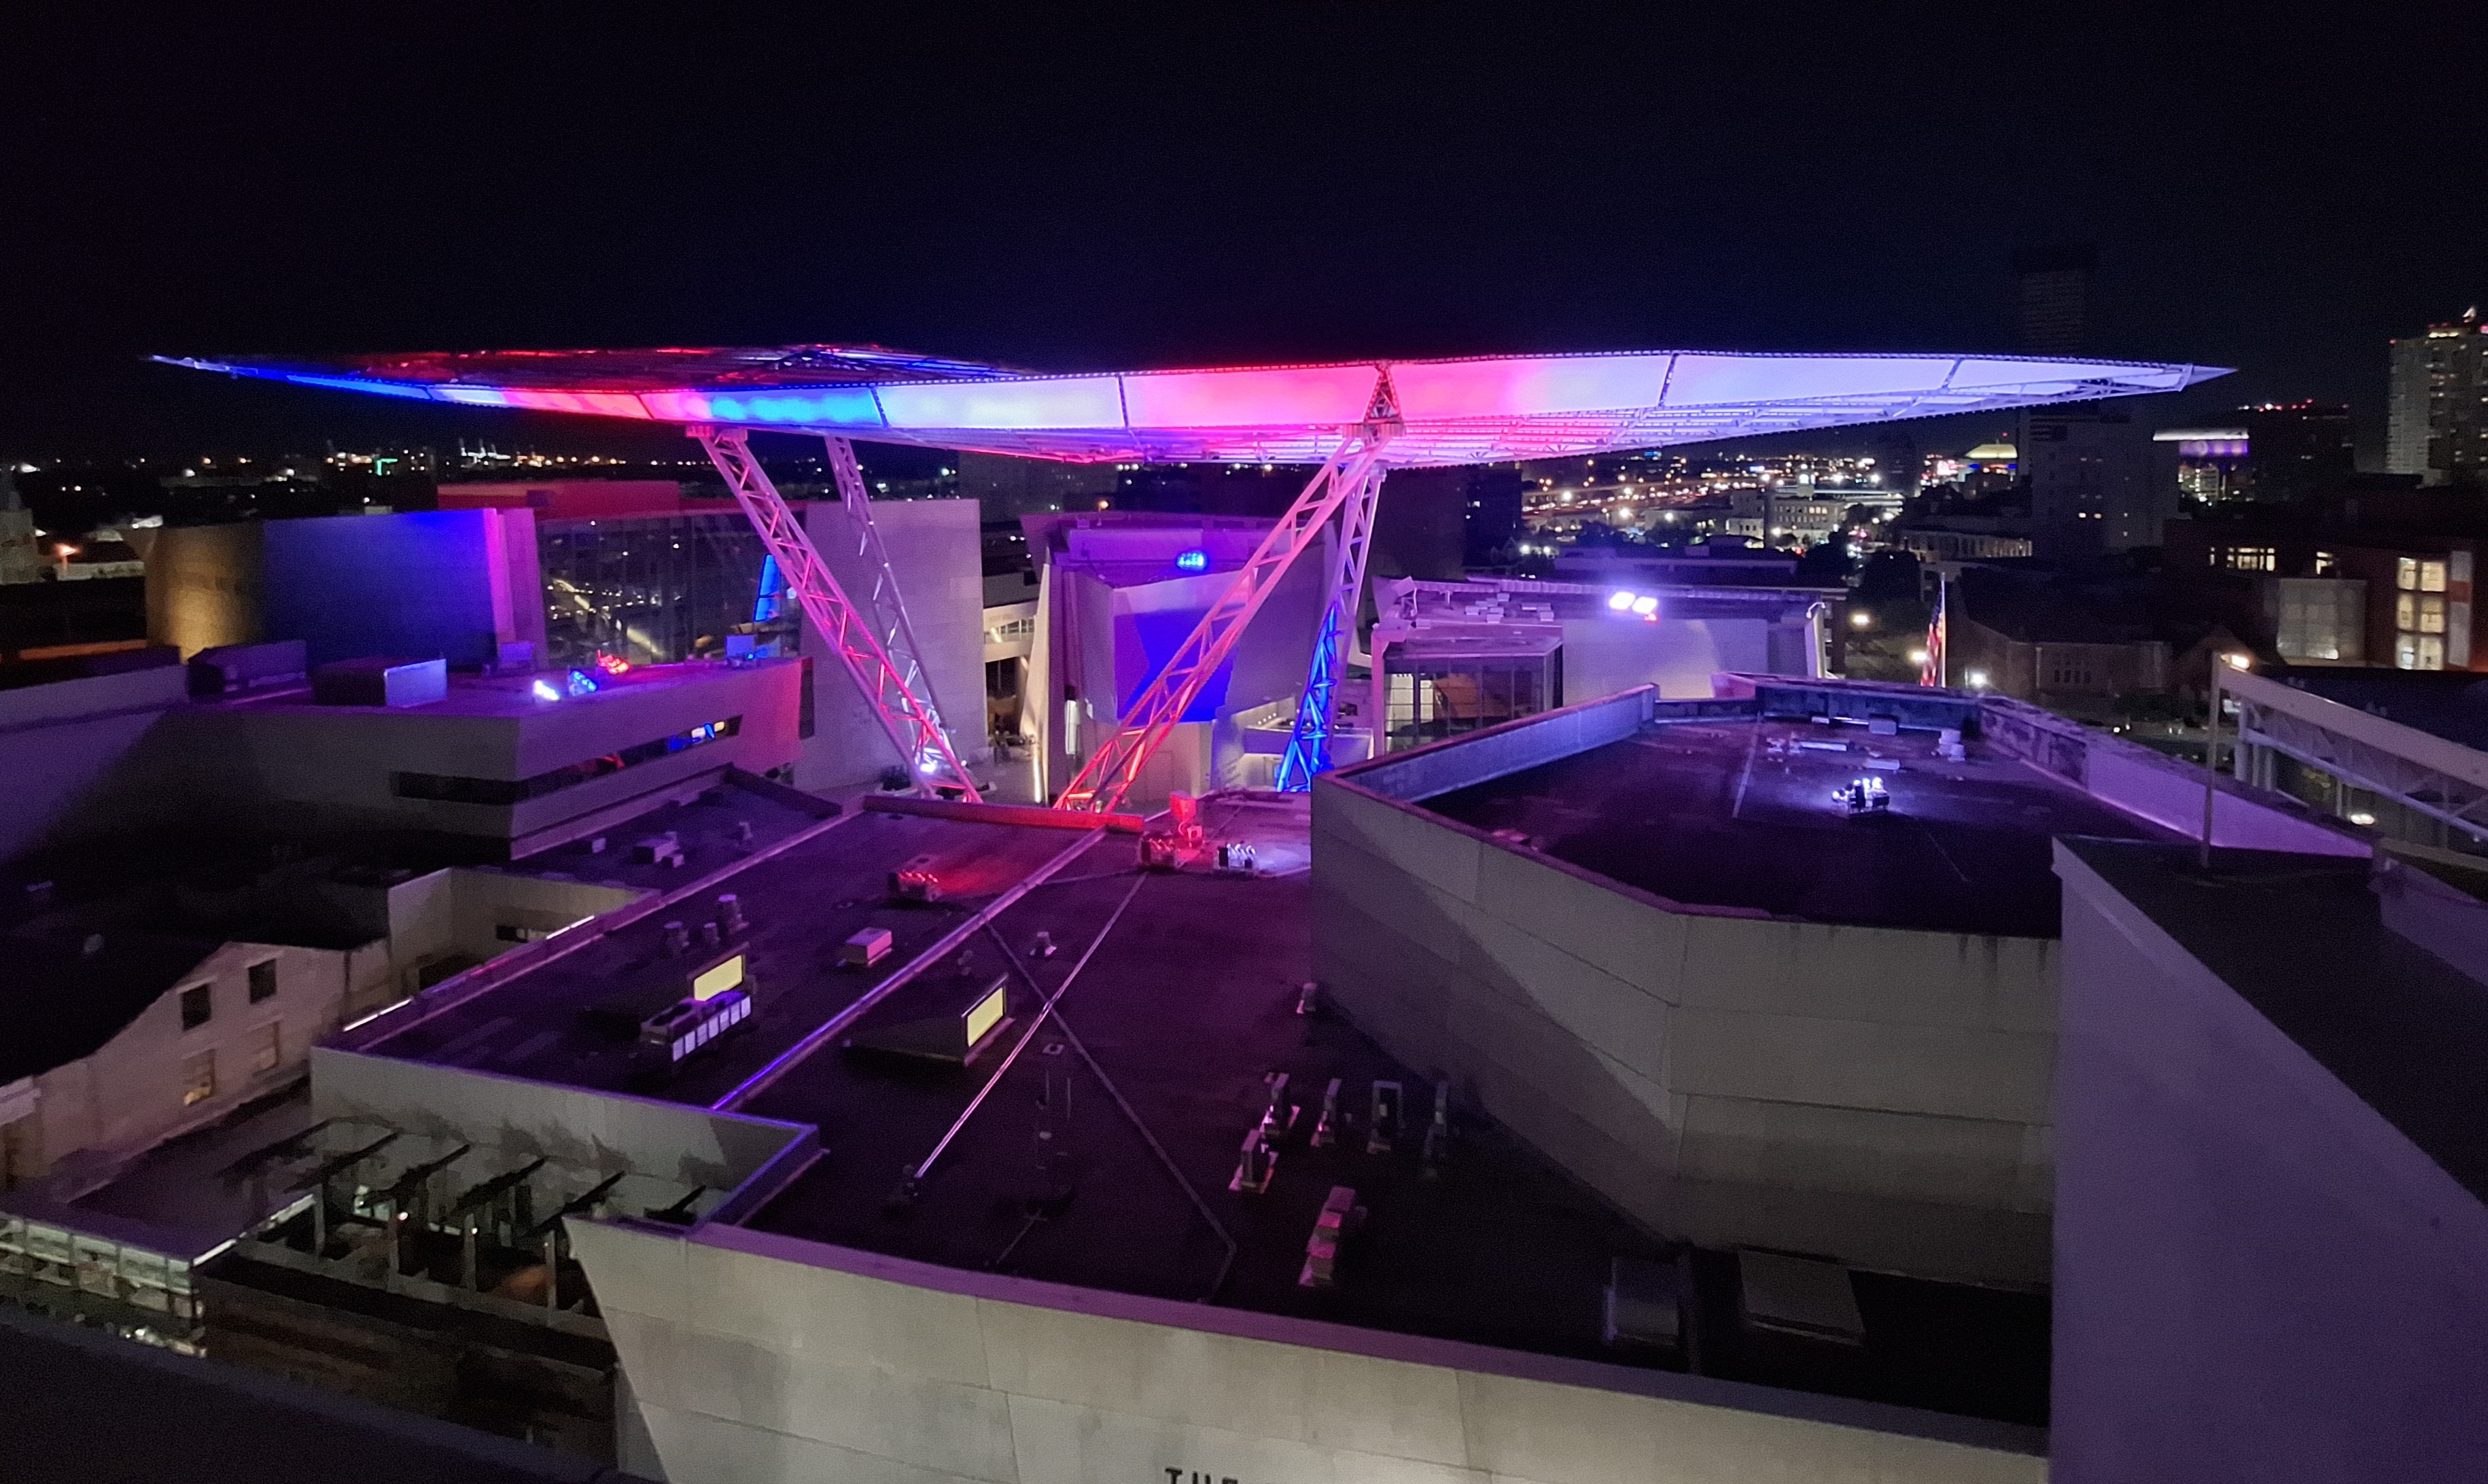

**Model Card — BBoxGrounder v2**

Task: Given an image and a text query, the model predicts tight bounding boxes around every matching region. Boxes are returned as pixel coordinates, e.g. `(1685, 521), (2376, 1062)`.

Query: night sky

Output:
(6, 7), (2485, 458)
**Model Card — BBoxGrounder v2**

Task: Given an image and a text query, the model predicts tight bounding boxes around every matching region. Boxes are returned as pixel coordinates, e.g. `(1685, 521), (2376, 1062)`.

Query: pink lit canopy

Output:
(159, 344), (2226, 467)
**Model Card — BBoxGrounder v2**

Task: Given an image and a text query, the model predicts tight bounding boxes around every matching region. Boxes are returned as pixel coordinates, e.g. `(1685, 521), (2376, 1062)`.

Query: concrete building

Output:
(2050, 839), (2488, 1481)
(1365, 576), (1834, 757)
(2164, 512), (2480, 673)
(1021, 512), (1331, 804)
(797, 497), (985, 792)
(1312, 677), (2360, 1285)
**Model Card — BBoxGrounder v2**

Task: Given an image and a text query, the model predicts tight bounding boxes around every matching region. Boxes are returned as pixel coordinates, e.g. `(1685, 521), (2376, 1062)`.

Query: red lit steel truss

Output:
(166, 344), (2228, 812)
(1056, 380), (1398, 812)
(690, 425), (979, 800)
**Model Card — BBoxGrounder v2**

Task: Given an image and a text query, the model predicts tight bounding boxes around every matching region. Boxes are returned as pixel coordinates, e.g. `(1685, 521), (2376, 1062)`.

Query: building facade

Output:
(2387, 311), (2488, 483)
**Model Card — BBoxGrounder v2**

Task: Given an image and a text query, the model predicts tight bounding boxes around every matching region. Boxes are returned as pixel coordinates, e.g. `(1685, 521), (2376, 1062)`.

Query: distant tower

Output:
(2014, 243), (2097, 356)
(2014, 245), (2158, 554)
(2386, 308), (2488, 484)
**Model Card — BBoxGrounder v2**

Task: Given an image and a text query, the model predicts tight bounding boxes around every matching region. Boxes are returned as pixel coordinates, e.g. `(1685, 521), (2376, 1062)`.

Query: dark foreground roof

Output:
(0, 1305), (652, 1484)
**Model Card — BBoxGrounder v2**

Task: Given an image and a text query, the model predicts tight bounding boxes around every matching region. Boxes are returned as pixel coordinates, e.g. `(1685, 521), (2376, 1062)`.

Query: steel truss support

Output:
(1276, 462), (1388, 790)
(690, 425), (979, 800)
(1057, 372), (1401, 813)
(821, 433), (959, 758)
(2238, 705), (2488, 846)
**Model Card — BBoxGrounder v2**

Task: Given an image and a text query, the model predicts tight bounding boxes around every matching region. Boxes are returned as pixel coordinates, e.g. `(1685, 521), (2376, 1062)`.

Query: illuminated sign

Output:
(692, 955), (744, 1002)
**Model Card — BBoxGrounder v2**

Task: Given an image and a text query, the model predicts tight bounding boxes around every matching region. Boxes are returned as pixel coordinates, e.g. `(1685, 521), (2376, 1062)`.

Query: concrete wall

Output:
(145, 522), (264, 656)
(262, 510), (542, 669)
(2051, 847), (2488, 1481)
(799, 499), (984, 790)
(0, 665), (188, 862)
(1314, 765), (2056, 1284)
(571, 1218), (2042, 1484)
(1562, 615), (1774, 702)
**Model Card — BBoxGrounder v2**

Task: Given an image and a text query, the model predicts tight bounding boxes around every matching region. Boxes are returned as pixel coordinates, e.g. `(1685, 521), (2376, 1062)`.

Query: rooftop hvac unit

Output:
(842, 974), (1013, 1065)
(841, 927), (894, 968)
(891, 855), (944, 902)
(638, 988), (752, 1067)
(1602, 1254), (1688, 1359)
(1736, 1250), (1865, 1347)
(631, 832), (685, 867)
(583, 941), (750, 1035)
(1299, 1185), (1365, 1288)
(311, 655), (448, 708)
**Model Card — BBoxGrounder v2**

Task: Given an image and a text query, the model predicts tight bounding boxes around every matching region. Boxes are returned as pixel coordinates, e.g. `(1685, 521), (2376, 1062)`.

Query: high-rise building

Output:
(2013, 243), (2097, 356)
(2239, 401), (2354, 500)
(2386, 310), (2488, 483)
(2011, 245), (2167, 554)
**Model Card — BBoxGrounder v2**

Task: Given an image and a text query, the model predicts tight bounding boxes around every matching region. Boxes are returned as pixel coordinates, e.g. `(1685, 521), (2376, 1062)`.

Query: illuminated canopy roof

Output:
(160, 344), (2226, 467)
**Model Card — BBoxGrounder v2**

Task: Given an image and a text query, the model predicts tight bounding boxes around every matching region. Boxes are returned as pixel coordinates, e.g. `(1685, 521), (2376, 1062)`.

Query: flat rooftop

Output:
(379, 794), (2048, 1430)
(2058, 840), (2488, 1207)
(1422, 715), (2180, 938)
(198, 657), (787, 720)
(362, 805), (1092, 1106)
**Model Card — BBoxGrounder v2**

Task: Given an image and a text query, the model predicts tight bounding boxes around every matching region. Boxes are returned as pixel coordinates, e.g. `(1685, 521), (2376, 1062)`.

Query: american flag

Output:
(1921, 574), (1946, 687)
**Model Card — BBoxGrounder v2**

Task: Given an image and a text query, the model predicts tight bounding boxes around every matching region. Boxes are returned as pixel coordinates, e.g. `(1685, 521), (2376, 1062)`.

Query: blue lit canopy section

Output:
(159, 344), (2228, 468)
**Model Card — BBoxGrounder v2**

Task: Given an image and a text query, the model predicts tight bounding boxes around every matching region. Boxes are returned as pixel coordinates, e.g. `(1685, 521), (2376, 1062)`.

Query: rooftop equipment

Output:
(311, 656), (448, 708)
(1835, 775), (1891, 814)
(842, 974), (1013, 1065)
(891, 854), (944, 903)
(1602, 1254), (1689, 1358)
(1299, 1185), (1365, 1288)
(1736, 1250), (1867, 1346)
(639, 989), (752, 1067)
(841, 927), (894, 968)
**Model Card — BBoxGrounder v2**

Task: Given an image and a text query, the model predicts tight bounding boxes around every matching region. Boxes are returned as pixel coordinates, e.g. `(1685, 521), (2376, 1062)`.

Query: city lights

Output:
(1965, 669), (1991, 689)
(1174, 548), (1209, 573)
(530, 678), (561, 702)
(1607, 590), (1636, 610)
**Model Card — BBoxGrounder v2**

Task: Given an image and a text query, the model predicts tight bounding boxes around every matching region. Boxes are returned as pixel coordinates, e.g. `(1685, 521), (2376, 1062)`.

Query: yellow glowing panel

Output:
(691, 955), (744, 1002)
(963, 983), (1007, 1047)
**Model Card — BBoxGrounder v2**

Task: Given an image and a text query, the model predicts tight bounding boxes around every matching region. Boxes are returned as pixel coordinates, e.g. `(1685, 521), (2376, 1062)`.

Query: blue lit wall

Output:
(263, 510), (536, 667)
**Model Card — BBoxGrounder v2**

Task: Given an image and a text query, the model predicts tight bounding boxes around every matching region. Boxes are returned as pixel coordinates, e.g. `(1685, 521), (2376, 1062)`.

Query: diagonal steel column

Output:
(821, 435), (962, 763)
(1276, 461), (1388, 790)
(690, 425), (979, 800)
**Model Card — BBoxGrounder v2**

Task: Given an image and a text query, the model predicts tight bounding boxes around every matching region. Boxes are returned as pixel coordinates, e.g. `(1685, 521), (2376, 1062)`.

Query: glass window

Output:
(250, 1023), (281, 1076)
(181, 1050), (215, 1106)
(2398, 593), (2417, 629)
(247, 960), (277, 1003)
(2314, 550), (2336, 576)
(179, 984), (211, 1031)
(2421, 560), (2449, 593)
(2398, 557), (2419, 591)
(2419, 635), (2446, 669)
(2420, 595), (2447, 635)
(2396, 635), (2419, 669)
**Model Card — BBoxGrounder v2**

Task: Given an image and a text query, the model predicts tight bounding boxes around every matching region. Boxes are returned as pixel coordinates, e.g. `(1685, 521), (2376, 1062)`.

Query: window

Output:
(2398, 556), (2418, 591)
(2313, 550), (2336, 576)
(181, 1050), (215, 1106)
(179, 984), (212, 1031)
(250, 1023), (281, 1076)
(2221, 546), (2276, 572)
(2421, 560), (2449, 593)
(248, 960), (277, 1003)
(1, 1116), (35, 1192)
